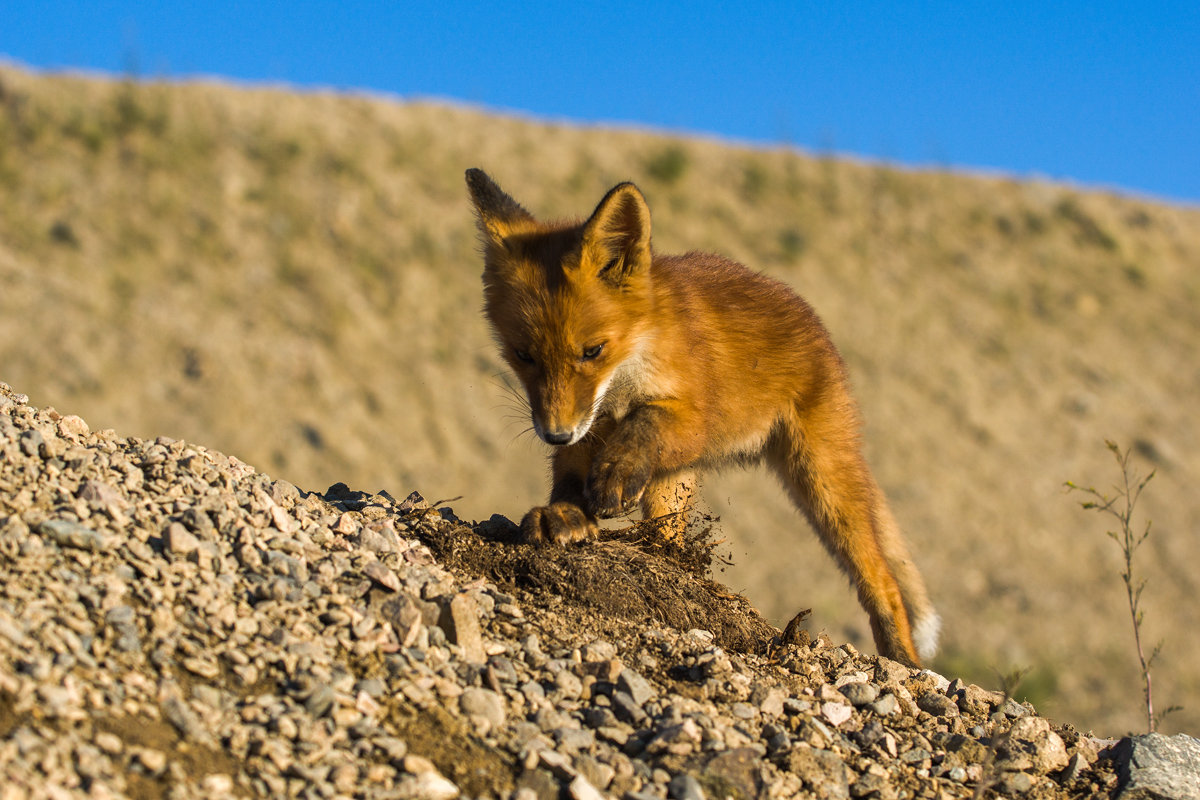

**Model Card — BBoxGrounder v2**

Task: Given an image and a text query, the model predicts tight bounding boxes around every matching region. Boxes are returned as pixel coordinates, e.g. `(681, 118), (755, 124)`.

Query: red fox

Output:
(466, 168), (939, 667)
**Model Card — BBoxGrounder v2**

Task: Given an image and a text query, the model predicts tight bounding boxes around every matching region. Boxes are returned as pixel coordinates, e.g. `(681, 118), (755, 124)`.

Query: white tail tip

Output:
(913, 611), (941, 663)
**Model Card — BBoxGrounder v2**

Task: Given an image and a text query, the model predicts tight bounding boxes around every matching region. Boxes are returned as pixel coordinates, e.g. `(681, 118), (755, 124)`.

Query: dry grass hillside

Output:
(1, 64), (1198, 736)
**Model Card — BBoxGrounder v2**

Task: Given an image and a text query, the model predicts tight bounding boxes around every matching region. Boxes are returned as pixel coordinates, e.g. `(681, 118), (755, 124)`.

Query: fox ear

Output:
(582, 182), (651, 285)
(466, 168), (535, 243)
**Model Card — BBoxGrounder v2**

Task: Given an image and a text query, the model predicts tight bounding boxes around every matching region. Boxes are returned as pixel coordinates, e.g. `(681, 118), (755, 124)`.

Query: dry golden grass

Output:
(2, 64), (1198, 735)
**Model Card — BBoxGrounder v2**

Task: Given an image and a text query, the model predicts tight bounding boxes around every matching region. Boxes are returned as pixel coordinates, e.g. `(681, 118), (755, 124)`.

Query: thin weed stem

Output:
(1065, 440), (1167, 733)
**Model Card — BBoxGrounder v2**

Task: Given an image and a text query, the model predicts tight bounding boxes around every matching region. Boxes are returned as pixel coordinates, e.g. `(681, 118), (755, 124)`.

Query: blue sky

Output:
(4, 1), (1199, 204)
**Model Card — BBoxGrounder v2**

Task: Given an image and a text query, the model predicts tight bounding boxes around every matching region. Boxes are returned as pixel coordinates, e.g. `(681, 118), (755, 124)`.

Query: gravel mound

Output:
(0, 381), (1123, 798)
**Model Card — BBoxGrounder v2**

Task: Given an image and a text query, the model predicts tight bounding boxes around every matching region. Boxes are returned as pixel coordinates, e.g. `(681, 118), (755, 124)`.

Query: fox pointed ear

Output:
(582, 182), (651, 285)
(466, 168), (535, 243)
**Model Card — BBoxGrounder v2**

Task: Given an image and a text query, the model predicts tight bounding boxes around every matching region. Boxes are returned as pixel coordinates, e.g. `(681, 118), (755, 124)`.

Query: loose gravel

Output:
(0, 381), (1122, 799)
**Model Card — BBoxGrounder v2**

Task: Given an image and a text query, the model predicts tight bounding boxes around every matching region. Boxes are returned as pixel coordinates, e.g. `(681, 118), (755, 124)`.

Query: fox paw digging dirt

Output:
(520, 502), (599, 544)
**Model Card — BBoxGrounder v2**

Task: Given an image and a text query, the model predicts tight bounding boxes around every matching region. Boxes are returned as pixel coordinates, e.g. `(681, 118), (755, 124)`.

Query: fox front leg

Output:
(586, 403), (700, 518)
(520, 500), (598, 544)
(520, 434), (602, 544)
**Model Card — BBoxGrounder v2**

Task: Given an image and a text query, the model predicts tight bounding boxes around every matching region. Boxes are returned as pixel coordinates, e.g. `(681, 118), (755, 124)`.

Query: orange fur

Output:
(466, 169), (939, 666)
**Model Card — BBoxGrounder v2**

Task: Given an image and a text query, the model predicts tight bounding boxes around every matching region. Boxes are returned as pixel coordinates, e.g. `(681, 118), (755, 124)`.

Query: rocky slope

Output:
(5, 382), (1168, 799)
(3, 65), (1199, 734)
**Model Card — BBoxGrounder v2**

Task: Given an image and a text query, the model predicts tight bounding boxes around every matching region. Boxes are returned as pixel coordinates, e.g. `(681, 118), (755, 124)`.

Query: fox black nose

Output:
(542, 430), (573, 446)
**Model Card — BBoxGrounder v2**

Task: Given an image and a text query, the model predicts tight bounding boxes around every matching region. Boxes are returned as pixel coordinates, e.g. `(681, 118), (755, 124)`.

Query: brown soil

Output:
(383, 702), (516, 798)
(421, 513), (780, 655)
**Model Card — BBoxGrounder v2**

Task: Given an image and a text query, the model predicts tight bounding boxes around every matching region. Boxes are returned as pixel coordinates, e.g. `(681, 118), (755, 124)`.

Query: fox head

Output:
(466, 169), (654, 446)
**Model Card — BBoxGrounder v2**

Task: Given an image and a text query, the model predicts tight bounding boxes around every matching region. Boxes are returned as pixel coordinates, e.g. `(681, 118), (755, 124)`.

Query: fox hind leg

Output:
(768, 407), (932, 666)
(639, 471), (697, 539)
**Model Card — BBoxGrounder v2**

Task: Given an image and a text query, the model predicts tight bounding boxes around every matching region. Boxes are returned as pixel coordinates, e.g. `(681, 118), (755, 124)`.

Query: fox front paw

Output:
(520, 502), (599, 545)
(586, 452), (653, 518)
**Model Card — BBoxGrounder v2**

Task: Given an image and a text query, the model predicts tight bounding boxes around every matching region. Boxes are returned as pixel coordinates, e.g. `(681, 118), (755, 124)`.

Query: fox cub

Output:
(466, 168), (938, 666)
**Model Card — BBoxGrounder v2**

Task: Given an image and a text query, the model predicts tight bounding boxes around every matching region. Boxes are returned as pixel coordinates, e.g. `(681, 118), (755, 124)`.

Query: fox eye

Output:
(581, 343), (604, 361)
(514, 349), (535, 364)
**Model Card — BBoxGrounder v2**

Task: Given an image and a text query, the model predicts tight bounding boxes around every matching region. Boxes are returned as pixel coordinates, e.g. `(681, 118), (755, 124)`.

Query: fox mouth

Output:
(532, 377), (611, 447)
(533, 416), (593, 447)
(534, 424), (574, 446)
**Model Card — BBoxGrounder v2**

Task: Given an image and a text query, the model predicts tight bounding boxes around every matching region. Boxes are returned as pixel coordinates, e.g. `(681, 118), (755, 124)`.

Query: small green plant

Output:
(644, 144), (688, 185)
(1054, 197), (1118, 251)
(777, 228), (806, 262)
(1066, 441), (1180, 732)
(741, 159), (768, 202)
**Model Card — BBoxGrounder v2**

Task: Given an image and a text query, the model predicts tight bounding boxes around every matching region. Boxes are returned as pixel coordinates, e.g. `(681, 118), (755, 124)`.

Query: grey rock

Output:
(568, 774), (605, 800)
(460, 687), (506, 729)
(900, 747), (932, 764)
(355, 678), (387, 697)
(792, 717), (834, 749)
(787, 746), (850, 800)
(704, 747), (763, 799)
(364, 560), (402, 592)
(77, 479), (124, 507)
(104, 605), (135, 626)
(19, 429), (45, 457)
(916, 692), (959, 717)
(582, 705), (618, 729)
(581, 639), (617, 662)
(1002, 697), (1031, 718)
(851, 772), (887, 797)
(874, 657), (913, 684)
(304, 684), (336, 718)
(165, 521), (201, 555)
(554, 728), (595, 754)
(523, 633), (547, 666)
(375, 736), (409, 762)
(571, 754), (613, 791)
(380, 591), (439, 636)
(1116, 733), (1200, 800)
(405, 770), (460, 800)
(1061, 751), (1088, 783)
(1000, 771), (1034, 794)
(646, 719), (702, 754)
(270, 479), (301, 508)
(554, 669), (584, 700)
(618, 667), (656, 706)
(611, 690), (648, 725)
(358, 526), (400, 553)
(840, 681), (880, 706)
(730, 701), (756, 720)
(755, 686), (786, 717)
(439, 593), (485, 664)
(853, 719), (885, 748)
(536, 748), (575, 778)
(162, 696), (209, 742)
(36, 519), (108, 551)
(918, 668), (951, 692)
(182, 506), (215, 537)
(488, 655), (519, 685)
(783, 697), (812, 715)
(521, 680), (546, 703)
(1006, 716), (1069, 773)
(668, 772), (706, 800)
(869, 693), (899, 716)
